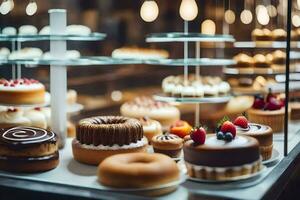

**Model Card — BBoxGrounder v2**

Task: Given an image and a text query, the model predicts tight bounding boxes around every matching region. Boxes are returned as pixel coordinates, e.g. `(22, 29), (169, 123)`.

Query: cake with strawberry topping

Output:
(0, 78), (45, 105)
(234, 116), (273, 160)
(183, 123), (261, 180)
(247, 90), (285, 132)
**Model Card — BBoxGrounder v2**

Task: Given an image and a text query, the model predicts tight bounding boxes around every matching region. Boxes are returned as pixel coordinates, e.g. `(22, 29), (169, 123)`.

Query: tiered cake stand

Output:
(145, 28), (236, 126)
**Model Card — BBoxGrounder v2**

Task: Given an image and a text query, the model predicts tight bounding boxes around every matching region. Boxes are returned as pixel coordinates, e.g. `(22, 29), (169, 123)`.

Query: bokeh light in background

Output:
(140, 0), (159, 22)
(256, 5), (270, 25)
(224, 9), (235, 24)
(240, 10), (253, 24)
(292, 14), (300, 27)
(0, 0), (12, 15)
(201, 19), (216, 35)
(26, 0), (37, 16)
(179, 0), (198, 21)
(266, 5), (277, 17)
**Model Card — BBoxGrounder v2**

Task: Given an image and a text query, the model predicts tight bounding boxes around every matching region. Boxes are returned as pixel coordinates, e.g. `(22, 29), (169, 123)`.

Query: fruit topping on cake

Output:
(190, 126), (206, 145)
(252, 89), (284, 111)
(170, 120), (192, 138)
(234, 116), (249, 129)
(216, 117), (237, 141)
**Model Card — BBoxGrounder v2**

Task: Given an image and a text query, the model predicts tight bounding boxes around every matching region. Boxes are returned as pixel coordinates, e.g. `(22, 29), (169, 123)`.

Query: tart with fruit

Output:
(183, 122), (261, 180)
(234, 116), (273, 160)
(169, 120), (192, 138)
(247, 90), (285, 132)
(0, 78), (45, 105)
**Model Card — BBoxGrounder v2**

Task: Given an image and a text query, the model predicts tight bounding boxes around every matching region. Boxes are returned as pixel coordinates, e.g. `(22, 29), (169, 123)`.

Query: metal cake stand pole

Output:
(184, 20), (188, 86)
(49, 9), (67, 148)
(17, 41), (21, 79)
(11, 40), (16, 79)
(195, 41), (200, 126)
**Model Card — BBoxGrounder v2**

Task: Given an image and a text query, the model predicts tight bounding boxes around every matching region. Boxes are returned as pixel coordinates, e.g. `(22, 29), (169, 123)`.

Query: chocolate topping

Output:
(76, 116), (143, 146)
(0, 126), (57, 146)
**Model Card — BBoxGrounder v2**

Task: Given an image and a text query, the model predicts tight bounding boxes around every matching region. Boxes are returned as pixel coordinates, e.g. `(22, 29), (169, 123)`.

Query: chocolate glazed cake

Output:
(0, 126), (59, 172)
(183, 134), (261, 180)
(72, 116), (148, 165)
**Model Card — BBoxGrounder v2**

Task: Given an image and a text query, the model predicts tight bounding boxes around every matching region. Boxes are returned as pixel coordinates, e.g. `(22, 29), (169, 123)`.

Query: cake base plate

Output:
(262, 149), (280, 165)
(188, 165), (267, 183)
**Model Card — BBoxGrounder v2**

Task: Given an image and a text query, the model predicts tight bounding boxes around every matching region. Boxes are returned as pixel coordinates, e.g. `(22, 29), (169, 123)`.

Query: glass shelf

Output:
(153, 93), (231, 104)
(146, 32), (235, 43)
(0, 56), (143, 66)
(0, 32), (106, 42)
(223, 68), (300, 76)
(145, 58), (236, 66)
(234, 41), (300, 48)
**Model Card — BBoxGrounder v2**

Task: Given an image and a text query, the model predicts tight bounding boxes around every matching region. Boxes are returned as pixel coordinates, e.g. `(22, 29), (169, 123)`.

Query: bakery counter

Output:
(0, 123), (300, 200)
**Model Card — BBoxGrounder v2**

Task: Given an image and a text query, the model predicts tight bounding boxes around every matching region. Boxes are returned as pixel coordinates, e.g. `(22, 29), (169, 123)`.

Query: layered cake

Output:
(290, 102), (300, 120)
(72, 116), (148, 165)
(271, 29), (287, 41)
(162, 75), (231, 97)
(0, 126), (59, 172)
(234, 116), (273, 160)
(151, 133), (184, 158)
(112, 47), (169, 59)
(120, 96), (180, 130)
(184, 121), (261, 180)
(0, 78), (45, 105)
(247, 91), (285, 132)
(233, 53), (254, 68)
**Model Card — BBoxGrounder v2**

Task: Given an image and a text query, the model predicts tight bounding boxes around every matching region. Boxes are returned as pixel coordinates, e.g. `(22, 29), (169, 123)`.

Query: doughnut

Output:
(98, 153), (180, 188)
(72, 116), (148, 165)
(0, 126), (59, 172)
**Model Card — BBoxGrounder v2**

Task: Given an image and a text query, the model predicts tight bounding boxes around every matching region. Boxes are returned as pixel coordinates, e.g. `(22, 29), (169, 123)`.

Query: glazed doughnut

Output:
(98, 153), (180, 188)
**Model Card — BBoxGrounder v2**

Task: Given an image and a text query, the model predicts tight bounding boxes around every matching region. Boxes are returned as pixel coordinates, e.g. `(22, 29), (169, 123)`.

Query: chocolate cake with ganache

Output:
(0, 126), (59, 172)
(183, 134), (261, 180)
(72, 116), (148, 165)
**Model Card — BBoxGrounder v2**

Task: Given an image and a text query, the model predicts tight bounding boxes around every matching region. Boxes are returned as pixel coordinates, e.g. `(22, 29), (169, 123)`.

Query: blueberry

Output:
(224, 132), (233, 141)
(216, 132), (224, 140)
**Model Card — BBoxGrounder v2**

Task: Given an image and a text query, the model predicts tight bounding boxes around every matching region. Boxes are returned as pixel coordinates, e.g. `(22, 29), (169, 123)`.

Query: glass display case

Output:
(0, 0), (299, 200)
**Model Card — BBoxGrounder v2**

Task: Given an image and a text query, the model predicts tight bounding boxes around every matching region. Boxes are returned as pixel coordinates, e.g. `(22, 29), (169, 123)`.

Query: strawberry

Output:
(190, 127), (206, 145)
(234, 116), (248, 128)
(220, 121), (236, 138)
(266, 88), (276, 103)
(252, 96), (265, 109)
(264, 98), (282, 111)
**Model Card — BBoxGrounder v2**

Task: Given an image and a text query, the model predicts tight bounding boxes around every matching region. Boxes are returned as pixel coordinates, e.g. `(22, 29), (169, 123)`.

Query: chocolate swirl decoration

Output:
(1, 127), (55, 145)
(155, 133), (180, 141)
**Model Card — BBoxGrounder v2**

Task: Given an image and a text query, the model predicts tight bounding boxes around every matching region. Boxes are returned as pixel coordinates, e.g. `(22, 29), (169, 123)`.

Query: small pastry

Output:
(139, 117), (162, 143)
(2, 27), (17, 35)
(67, 89), (78, 105)
(18, 25), (38, 35)
(112, 47), (169, 59)
(0, 126), (59, 172)
(43, 50), (81, 60)
(0, 108), (31, 128)
(272, 29), (287, 41)
(66, 25), (91, 36)
(151, 133), (183, 158)
(9, 48), (43, 60)
(39, 26), (50, 35)
(253, 54), (270, 68)
(0, 47), (10, 59)
(251, 28), (272, 41)
(67, 121), (76, 137)
(169, 120), (192, 138)
(233, 53), (254, 68)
